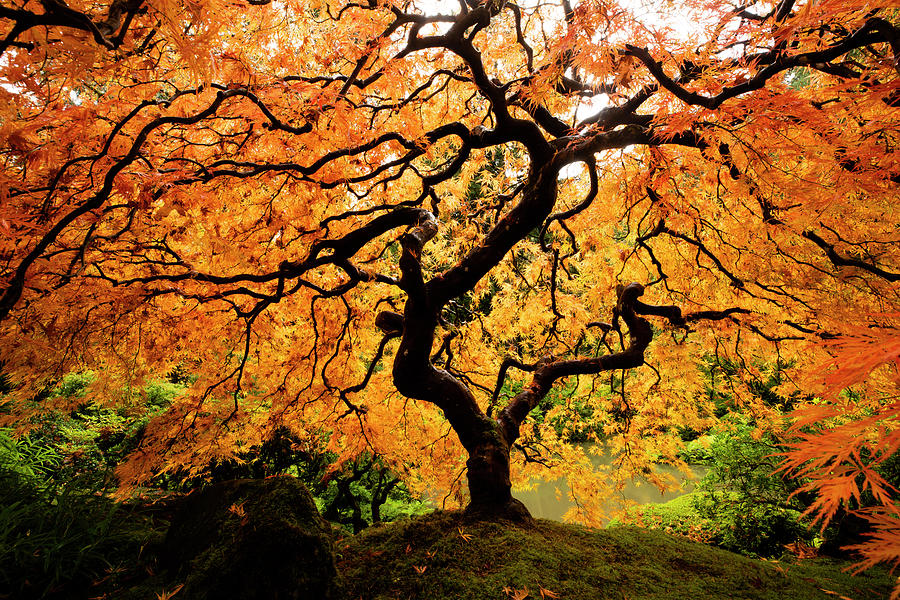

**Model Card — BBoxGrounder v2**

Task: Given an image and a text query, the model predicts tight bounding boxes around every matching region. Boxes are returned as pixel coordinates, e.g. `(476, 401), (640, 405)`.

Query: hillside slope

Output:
(338, 512), (893, 600)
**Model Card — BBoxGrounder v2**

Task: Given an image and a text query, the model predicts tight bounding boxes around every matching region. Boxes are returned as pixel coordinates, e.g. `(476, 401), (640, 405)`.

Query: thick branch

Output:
(802, 230), (900, 282)
(497, 283), (651, 443)
(0, 0), (146, 55)
(496, 284), (750, 444)
(625, 18), (900, 110)
(384, 212), (497, 453)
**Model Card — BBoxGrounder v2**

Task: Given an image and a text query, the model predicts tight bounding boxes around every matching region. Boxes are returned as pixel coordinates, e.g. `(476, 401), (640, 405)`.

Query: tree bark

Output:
(464, 432), (532, 521)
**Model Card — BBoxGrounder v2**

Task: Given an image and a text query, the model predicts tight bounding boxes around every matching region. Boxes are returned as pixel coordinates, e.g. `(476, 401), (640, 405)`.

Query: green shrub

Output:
(689, 421), (813, 557)
(19, 376), (185, 489)
(633, 421), (815, 557)
(679, 435), (715, 464)
(145, 380), (184, 408)
(0, 431), (157, 599)
(0, 428), (60, 479)
(52, 371), (94, 400)
(0, 471), (117, 598)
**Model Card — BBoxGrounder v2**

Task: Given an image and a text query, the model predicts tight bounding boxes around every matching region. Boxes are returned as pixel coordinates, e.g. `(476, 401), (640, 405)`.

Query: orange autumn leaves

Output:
(0, 0), (899, 577)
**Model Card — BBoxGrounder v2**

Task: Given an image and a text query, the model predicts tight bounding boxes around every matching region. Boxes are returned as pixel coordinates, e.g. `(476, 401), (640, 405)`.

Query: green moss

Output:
(339, 511), (894, 600)
(162, 477), (340, 600)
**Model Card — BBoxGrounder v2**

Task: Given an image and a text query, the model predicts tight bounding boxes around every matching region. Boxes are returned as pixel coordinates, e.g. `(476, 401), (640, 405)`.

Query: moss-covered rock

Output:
(163, 476), (340, 600)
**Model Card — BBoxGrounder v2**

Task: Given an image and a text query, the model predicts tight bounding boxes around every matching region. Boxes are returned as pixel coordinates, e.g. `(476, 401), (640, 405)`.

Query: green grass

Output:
(338, 511), (895, 600)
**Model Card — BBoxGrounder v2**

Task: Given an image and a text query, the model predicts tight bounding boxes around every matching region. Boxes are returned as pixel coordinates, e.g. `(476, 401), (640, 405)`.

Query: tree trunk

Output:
(384, 210), (536, 522)
(462, 427), (532, 522)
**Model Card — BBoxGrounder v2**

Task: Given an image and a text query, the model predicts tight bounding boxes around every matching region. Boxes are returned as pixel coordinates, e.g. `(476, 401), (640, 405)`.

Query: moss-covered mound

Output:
(338, 511), (893, 600)
(163, 476), (339, 600)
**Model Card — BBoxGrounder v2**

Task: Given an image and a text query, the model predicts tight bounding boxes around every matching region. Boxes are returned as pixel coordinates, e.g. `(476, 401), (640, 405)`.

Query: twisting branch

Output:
(539, 157), (598, 251)
(496, 283), (651, 444)
(487, 357), (537, 418)
(1, 0), (148, 55)
(624, 18), (900, 110)
(495, 283), (749, 444)
(0, 89), (252, 321)
(802, 230), (900, 282)
(380, 211), (495, 455)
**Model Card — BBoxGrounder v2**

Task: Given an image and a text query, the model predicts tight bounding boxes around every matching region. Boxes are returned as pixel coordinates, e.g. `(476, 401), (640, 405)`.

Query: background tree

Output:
(1, 0), (898, 568)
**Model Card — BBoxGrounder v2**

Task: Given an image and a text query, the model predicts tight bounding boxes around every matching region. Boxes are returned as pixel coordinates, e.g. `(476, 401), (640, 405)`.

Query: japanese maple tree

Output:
(1, 0), (898, 569)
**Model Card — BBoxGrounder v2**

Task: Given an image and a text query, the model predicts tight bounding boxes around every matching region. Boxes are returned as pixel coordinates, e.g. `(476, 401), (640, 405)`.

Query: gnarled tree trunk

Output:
(379, 214), (690, 519)
(463, 425), (531, 521)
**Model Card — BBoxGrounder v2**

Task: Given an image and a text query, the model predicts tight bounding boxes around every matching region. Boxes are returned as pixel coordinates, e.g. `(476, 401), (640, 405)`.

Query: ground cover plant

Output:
(337, 512), (896, 600)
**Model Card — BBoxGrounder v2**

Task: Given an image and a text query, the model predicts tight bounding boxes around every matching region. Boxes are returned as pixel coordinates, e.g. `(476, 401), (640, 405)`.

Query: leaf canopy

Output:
(1, 0), (898, 571)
